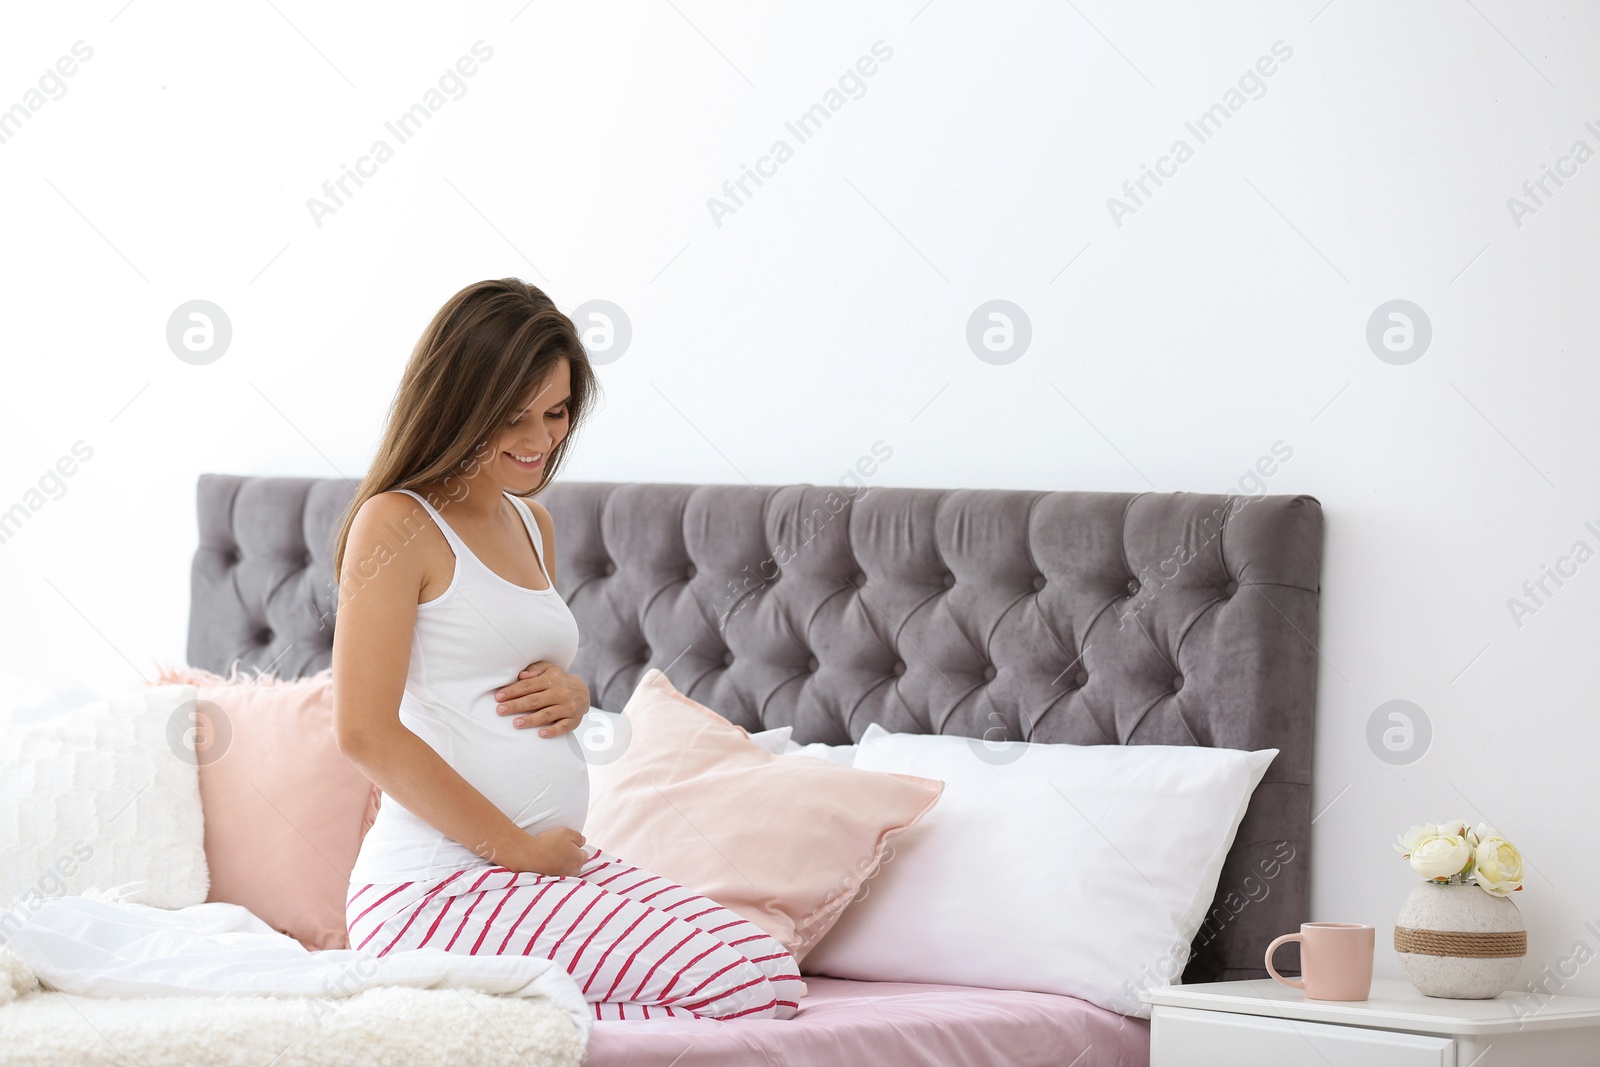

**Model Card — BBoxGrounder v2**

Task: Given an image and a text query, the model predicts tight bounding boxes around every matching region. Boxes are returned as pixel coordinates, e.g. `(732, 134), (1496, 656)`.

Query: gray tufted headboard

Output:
(188, 473), (1323, 984)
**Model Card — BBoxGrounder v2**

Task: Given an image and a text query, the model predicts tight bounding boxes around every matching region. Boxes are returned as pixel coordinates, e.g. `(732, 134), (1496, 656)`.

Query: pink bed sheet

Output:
(583, 977), (1150, 1067)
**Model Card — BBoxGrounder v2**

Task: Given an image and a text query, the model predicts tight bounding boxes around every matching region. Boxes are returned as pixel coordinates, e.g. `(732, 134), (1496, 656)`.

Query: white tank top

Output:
(349, 488), (587, 882)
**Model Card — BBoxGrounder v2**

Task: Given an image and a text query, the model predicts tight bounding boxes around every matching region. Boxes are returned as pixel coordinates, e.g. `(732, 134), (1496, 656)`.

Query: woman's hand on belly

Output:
(493, 661), (589, 738)
(499, 825), (589, 877)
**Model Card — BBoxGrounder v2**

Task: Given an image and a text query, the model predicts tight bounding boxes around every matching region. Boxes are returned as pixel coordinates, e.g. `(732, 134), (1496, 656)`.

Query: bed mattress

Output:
(584, 977), (1150, 1067)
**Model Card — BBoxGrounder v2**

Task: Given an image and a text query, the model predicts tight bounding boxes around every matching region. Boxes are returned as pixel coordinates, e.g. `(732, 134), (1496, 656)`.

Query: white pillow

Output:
(802, 724), (1276, 1017)
(750, 727), (793, 753)
(780, 739), (858, 766)
(0, 674), (106, 727)
(0, 684), (209, 914)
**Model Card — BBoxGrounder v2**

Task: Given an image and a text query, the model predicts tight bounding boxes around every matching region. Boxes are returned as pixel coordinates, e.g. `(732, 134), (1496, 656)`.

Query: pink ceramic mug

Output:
(1265, 922), (1375, 1001)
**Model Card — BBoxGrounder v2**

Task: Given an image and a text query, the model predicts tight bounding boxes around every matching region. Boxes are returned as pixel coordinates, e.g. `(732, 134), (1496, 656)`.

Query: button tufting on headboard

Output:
(188, 474), (1323, 985)
(188, 474), (362, 681)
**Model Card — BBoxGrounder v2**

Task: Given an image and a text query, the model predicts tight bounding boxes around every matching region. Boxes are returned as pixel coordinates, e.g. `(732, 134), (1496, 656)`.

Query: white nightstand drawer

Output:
(1151, 1005), (1455, 1067)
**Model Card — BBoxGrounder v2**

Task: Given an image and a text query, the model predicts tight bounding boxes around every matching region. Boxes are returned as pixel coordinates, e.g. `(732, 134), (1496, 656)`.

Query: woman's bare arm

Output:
(331, 491), (586, 876)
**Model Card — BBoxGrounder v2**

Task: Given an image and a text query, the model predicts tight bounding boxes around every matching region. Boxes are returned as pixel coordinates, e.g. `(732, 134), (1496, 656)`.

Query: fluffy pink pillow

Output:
(151, 664), (379, 949)
(584, 669), (943, 960)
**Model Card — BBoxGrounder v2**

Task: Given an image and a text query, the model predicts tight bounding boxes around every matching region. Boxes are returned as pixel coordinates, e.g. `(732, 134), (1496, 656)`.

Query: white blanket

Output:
(0, 891), (591, 1067)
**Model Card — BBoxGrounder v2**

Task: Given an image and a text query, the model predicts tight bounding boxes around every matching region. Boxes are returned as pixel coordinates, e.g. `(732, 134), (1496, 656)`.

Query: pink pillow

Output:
(150, 664), (380, 949)
(584, 669), (944, 960)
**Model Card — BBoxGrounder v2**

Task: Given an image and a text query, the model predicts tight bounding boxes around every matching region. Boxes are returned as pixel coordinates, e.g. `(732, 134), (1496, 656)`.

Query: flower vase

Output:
(1394, 882), (1526, 998)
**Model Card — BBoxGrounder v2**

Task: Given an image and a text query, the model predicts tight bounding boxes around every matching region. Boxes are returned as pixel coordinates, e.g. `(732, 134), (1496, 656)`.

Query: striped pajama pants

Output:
(345, 848), (803, 1021)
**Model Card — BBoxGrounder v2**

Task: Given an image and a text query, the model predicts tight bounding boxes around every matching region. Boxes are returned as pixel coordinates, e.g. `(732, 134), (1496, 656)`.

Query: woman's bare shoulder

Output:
(522, 497), (558, 580)
(358, 489), (424, 520)
(523, 496), (554, 527)
(344, 491), (447, 583)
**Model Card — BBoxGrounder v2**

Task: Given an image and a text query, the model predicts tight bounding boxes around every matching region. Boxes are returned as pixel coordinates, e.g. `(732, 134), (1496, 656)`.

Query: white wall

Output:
(3, 0), (1597, 997)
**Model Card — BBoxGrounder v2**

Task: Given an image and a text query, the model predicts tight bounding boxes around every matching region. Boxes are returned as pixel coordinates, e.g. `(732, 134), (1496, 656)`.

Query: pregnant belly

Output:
(406, 699), (593, 836)
(469, 733), (590, 834)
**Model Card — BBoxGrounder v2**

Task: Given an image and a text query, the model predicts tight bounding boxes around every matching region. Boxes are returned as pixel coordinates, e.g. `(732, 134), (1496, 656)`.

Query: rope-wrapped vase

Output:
(1394, 882), (1525, 998)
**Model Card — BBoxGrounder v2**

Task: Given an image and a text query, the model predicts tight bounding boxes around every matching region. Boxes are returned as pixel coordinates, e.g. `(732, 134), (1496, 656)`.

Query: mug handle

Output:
(1265, 933), (1305, 990)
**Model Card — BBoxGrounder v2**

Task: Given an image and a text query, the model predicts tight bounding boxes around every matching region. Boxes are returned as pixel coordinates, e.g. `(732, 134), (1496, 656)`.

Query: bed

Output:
(187, 475), (1325, 1067)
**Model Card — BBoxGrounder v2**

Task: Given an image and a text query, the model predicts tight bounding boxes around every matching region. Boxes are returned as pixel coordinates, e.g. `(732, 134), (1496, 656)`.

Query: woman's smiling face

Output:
(491, 357), (572, 490)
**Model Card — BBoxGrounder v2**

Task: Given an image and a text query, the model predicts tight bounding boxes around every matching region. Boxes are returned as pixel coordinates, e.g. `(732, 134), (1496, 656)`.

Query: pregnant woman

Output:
(330, 278), (801, 1021)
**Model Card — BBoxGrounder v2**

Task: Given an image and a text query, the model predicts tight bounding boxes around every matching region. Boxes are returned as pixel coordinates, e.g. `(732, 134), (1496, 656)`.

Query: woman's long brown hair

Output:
(330, 277), (598, 585)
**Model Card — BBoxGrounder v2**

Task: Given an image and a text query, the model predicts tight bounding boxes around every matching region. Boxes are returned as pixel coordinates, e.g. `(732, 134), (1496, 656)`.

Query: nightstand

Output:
(1140, 977), (1600, 1066)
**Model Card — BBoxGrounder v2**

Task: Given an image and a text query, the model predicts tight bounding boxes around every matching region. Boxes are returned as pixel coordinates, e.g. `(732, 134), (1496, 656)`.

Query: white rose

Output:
(1438, 819), (1468, 839)
(1408, 832), (1473, 881)
(1394, 823), (1436, 857)
(1474, 837), (1524, 897)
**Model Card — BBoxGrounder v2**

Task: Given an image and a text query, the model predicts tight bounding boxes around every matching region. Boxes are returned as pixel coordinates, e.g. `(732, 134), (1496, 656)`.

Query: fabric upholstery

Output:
(187, 474), (1324, 982)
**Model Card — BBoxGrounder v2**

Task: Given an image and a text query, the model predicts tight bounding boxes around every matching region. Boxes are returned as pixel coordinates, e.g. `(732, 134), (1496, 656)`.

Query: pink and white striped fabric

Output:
(346, 848), (802, 1021)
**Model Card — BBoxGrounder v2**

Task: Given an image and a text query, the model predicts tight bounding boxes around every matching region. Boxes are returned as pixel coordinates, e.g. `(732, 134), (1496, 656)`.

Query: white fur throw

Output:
(0, 944), (584, 1067)
(0, 684), (208, 910)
